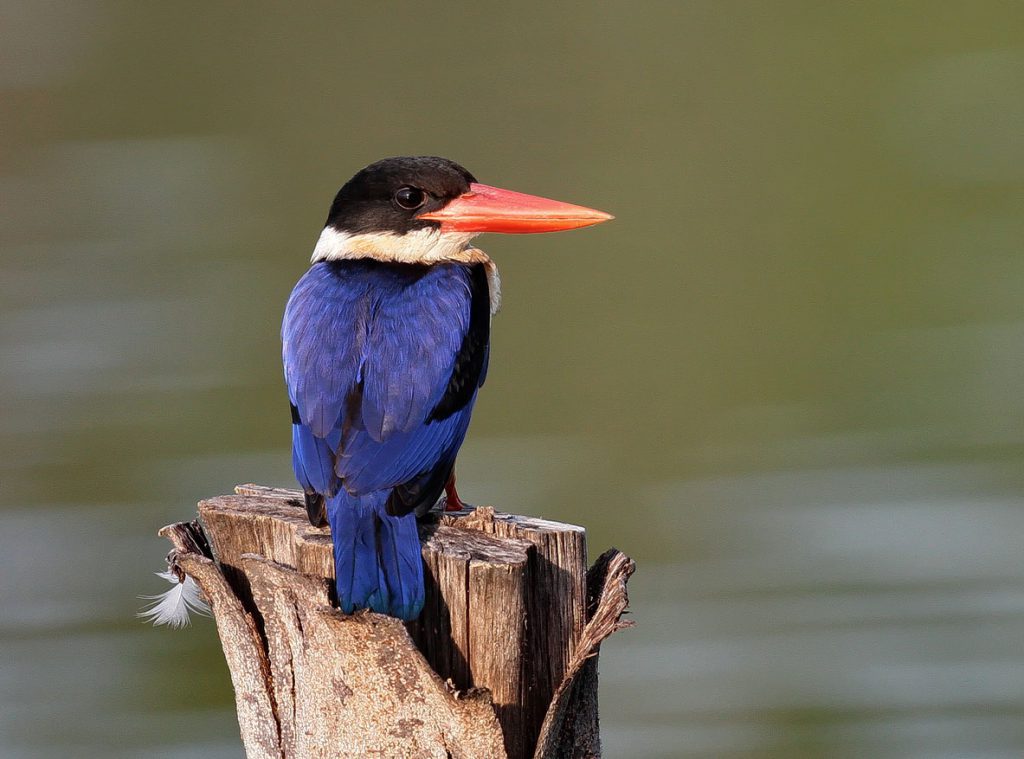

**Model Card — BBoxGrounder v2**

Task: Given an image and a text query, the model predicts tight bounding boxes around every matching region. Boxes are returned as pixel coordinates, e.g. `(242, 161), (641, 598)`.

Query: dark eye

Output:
(394, 186), (426, 210)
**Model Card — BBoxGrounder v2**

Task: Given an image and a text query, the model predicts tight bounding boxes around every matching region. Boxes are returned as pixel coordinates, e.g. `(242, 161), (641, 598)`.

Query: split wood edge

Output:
(159, 486), (634, 759)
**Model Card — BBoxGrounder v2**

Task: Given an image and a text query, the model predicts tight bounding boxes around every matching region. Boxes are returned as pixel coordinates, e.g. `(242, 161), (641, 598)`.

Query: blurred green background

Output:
(3, 2), (1024, 757)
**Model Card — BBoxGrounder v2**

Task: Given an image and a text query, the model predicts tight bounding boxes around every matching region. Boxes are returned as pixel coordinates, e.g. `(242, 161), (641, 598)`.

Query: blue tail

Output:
(326, 490), (425, 621)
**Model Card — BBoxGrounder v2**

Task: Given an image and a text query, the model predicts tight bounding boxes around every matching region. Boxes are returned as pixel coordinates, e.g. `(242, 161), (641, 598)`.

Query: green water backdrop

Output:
(3, 2), (1024, 756)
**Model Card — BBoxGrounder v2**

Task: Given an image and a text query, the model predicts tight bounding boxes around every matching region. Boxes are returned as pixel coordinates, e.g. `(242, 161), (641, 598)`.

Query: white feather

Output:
(311, 226), (478, 264)
(137, 570), (210, 628)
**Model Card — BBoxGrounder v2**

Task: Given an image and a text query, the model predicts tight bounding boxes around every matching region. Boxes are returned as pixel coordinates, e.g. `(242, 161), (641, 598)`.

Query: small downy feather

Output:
(137, 570), (210, 629)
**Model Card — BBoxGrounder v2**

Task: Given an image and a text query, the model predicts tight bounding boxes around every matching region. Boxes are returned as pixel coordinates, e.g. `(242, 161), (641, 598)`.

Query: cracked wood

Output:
(158, 485), (633, 758)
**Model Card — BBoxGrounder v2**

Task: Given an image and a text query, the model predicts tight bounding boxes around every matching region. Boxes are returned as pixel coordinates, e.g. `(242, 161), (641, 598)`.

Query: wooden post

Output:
(159, 484), (634, 759)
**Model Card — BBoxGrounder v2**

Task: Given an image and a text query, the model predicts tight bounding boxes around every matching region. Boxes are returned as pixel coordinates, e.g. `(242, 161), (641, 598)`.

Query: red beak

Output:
(417, 183), (613, 234)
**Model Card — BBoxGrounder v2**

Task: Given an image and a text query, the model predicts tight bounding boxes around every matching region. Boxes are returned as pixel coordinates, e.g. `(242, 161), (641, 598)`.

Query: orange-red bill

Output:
(417, 182), (613, 234)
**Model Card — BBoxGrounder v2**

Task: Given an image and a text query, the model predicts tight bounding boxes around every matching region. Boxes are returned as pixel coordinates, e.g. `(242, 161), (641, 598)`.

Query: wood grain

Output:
(158, 485), (632, 758)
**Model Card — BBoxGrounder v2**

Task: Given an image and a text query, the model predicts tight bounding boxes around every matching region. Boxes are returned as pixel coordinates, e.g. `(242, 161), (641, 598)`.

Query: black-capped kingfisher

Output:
(282, 156), (611, 620)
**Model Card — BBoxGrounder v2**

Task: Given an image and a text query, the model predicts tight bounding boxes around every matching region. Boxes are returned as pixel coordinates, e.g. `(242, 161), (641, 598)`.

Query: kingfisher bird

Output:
(282, 156), (611, 620)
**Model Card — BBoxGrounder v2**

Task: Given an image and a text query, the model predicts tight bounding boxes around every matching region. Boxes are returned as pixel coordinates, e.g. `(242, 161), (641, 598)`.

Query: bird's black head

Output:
(311, 155), (610, 264)
(325, 156), (477, 235)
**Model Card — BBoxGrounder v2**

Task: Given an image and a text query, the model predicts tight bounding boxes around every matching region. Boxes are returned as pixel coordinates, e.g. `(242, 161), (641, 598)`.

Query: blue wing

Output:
(282, 259), (489, 515)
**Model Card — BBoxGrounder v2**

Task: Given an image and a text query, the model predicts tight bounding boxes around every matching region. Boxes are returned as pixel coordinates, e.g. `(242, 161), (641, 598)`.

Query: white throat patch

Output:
(311, 226), (479, 265)
(310, 225), (502, 315)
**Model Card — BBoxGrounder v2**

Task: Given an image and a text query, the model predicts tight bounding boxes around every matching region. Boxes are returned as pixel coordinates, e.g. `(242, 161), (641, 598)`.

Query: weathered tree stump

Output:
(159, 484), (634, 759)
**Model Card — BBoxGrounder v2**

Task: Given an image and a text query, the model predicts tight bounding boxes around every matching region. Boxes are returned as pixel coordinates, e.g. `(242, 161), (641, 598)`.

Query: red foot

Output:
(444, 473), (466, 512)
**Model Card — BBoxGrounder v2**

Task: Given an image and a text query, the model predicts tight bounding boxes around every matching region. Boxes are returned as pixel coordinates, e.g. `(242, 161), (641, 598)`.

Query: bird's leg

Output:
(444, 472), (466, 512)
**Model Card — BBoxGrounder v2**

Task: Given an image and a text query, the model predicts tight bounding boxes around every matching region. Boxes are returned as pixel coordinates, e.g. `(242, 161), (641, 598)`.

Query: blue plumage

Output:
(327, 490), (424, 619)
(282, 259), (488, 620)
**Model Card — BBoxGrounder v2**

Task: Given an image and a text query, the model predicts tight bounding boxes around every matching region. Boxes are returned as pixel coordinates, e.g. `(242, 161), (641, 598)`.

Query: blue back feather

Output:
(283, 260), (484, 619)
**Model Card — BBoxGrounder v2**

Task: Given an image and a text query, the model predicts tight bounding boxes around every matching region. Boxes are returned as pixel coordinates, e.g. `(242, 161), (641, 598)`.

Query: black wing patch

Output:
(304, 492), (328, 527)
(427, 264), (491, 422)
(385, 456), (455, 517)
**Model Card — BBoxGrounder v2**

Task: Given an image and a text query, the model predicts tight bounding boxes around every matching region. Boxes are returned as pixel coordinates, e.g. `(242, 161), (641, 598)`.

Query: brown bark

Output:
(159, 485), (633, 758)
